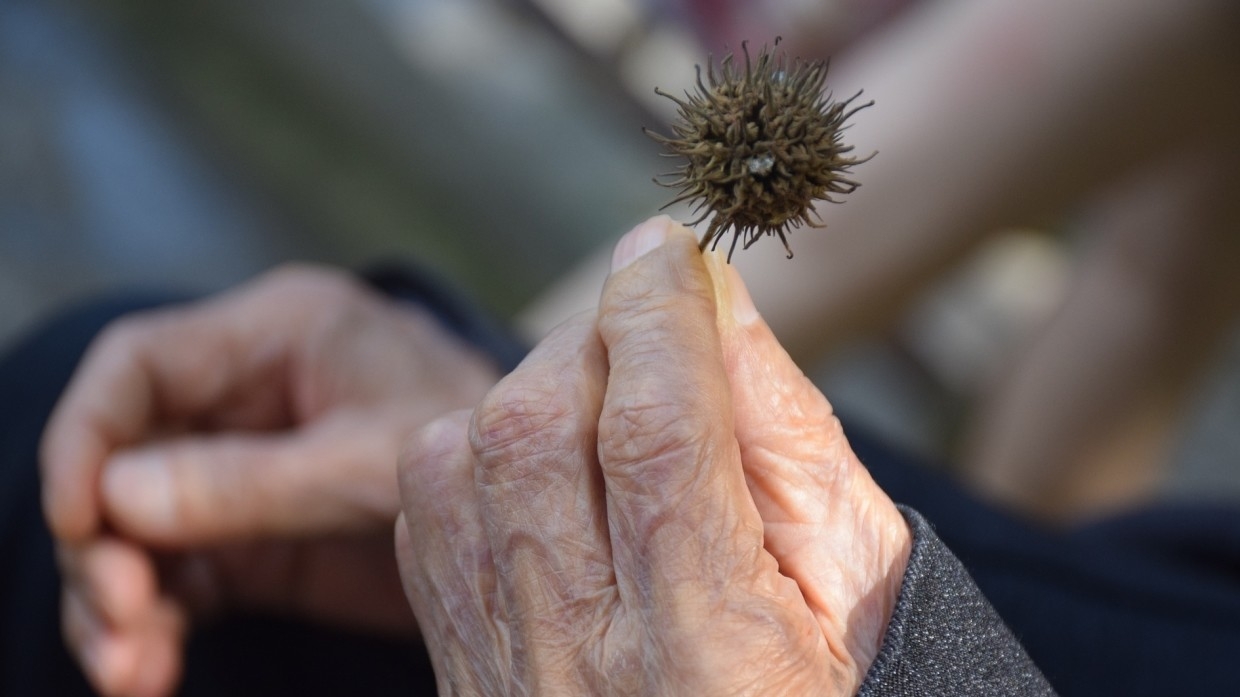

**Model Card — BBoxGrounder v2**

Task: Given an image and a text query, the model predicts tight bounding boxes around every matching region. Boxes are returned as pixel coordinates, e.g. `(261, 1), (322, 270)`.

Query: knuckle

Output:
(599, 271), (715, 341)
(93, 312), (154, 355)
(468, 380), (581, 472)
(89, 307), (186, 370)
(67, 313), (157, 405)
(398, 411), (472, 496)
(598, 394), (714, 474)
(467, 311), (600, 465)
(593, 644), (644, 693)
(259, 263), (363, 307)
(262, 261), (333, 286)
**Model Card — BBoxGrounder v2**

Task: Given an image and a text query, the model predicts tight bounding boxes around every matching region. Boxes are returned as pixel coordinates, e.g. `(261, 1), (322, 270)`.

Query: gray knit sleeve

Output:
(857, 507), (1057, 696)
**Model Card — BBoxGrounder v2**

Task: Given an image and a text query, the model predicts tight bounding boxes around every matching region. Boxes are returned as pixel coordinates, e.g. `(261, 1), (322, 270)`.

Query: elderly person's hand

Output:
(41, 265), (499, 697)
(396, 217), (911, 694)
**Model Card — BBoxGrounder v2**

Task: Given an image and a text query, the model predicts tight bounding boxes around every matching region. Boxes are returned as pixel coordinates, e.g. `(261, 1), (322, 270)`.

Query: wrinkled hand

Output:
(396, 218), (911, 695)
(41, 265), (499, 697)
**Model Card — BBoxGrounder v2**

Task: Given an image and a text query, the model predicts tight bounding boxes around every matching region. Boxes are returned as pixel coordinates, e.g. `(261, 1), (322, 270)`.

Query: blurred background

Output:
(0, 0), (681, 331)
(3, 0), (1238, 516)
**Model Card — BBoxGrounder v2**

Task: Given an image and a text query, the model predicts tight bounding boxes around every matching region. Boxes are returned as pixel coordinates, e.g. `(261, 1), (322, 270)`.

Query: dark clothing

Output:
(855, 433), (1240, 696)
(3, 277), (1239, 696)
(861, 508), (1054, 695)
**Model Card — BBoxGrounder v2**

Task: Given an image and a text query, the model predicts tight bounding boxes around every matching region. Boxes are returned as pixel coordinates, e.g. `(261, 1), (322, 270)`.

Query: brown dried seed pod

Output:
(644, 40), (874, 261)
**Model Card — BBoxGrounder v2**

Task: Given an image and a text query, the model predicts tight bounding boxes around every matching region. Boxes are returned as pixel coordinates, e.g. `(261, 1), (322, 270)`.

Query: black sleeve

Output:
(363, 262), (529, 374)
(858, 506), (1057, 696)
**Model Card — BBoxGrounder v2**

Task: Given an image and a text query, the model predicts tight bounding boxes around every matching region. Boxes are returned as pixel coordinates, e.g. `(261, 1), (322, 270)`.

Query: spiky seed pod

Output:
(644, 40), (874, 261)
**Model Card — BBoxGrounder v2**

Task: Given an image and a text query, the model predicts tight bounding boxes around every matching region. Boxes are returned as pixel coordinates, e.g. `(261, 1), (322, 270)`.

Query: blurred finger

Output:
(40, 265), (373, 542)
(63, 586), (143, 697)
(39, 301), (265, 542)
(123, 599), (186, 697)
(62, 538), (158, 627)
(60, 540), (187, 697)
(75, 603), (184, 697)
(101, 412), (404, 545)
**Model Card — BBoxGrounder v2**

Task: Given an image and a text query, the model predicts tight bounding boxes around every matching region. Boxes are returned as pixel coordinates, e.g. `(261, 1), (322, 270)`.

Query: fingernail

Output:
(103, 452), (174, 531)
(725, 264), (761, 326)
(611, 216), (672, 272)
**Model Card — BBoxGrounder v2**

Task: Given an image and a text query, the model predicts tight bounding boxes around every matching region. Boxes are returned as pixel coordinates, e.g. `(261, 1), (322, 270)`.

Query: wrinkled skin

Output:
(41, 265), (499, 697)
(396, 218), (911, 695)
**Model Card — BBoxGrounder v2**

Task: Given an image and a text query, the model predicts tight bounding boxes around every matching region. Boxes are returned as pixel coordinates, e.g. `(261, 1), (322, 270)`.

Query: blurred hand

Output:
(41, 264), (500, 697)
(396, 218), (910, 694)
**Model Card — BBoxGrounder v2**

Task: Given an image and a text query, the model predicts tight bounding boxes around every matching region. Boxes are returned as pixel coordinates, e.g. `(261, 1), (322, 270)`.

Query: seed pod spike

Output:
(839, 95), (876, 124)
(658, 188), (707, 210)
(645, 40), (872, 261)
(694, 65), (722, 108)
(699, 222), (721, 253)
(727, 226), (743, 261)
(652, 87), (692, 112)
(741, 40), (753, 84)
(776, 229), (794, 258)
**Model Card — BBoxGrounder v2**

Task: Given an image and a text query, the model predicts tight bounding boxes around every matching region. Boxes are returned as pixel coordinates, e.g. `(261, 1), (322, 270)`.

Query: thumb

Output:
(101, 415), (403, 546)
(705, 254), (911, 673)
(705, 254), (844, 464)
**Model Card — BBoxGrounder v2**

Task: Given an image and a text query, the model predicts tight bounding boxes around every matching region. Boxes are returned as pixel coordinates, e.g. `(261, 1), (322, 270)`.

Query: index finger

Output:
(40, 292), (286, 540)
(40, 312), (171, 541)
(595, 218), (769, 602)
